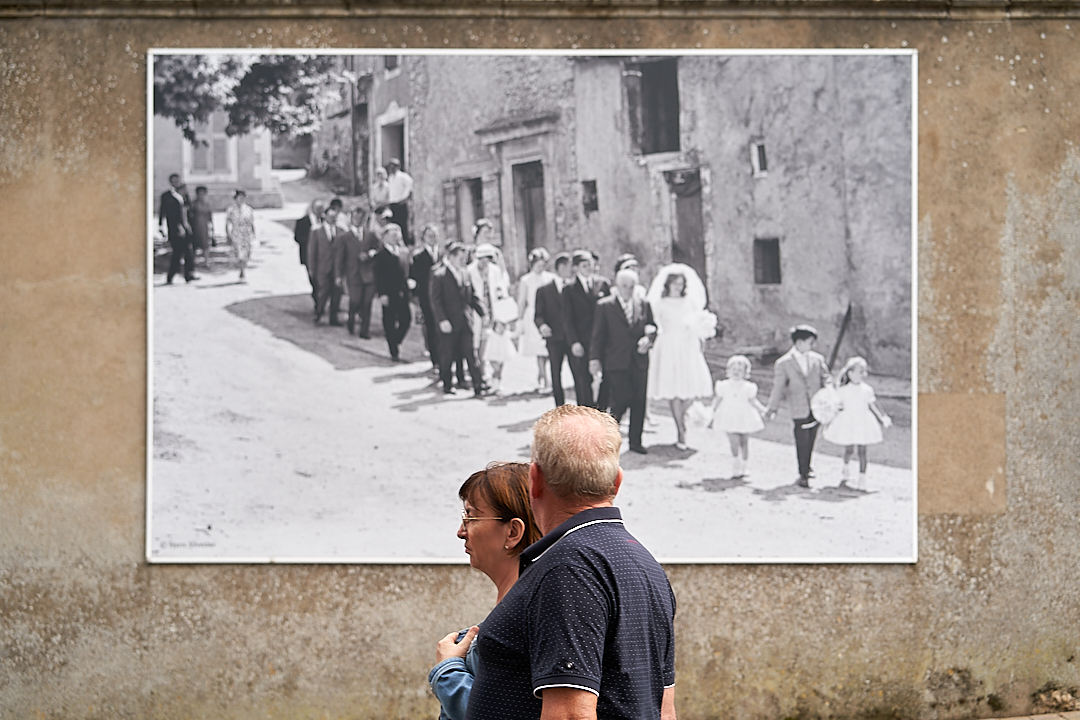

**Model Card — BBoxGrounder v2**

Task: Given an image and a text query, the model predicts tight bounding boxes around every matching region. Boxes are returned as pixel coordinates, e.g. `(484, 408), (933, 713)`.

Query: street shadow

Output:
(751, 482), (872, 504)
(676, 476), (751, 493)
(486, 388), (555, 407)
(619, 443), (697, 471)
(226, 293), (430, 372)
(498, 416), (545, 434)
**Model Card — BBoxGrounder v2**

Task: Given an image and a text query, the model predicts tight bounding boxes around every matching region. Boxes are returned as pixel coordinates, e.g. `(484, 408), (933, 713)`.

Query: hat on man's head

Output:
(388, 158), (401, 168)
(475, 243), (498, 260)
(790, 324), (819, 342)
(446, 241), (467, 256)
(571, 249), (593, 265)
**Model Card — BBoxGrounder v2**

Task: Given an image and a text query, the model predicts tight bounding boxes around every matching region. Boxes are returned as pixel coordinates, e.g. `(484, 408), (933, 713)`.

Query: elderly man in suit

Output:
(430, 242), (487, 398)
(766, 324), (833, 488)
(159, 173), (196, 284)
(589, 269), (657, 454)
(564, 250), (610, 407)
(294, 199), (326, 310)
(533, 252), (574, 408)
(308, 199), (346, 326)
(341, 206), (381, 338)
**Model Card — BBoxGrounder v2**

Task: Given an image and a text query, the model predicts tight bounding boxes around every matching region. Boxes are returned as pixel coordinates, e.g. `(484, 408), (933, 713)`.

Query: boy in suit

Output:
(766, 324), (833, 487)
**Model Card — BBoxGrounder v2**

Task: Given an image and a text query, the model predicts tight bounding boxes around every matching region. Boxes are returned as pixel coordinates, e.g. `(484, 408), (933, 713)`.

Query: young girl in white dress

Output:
(484, 296), (519, 395)
(710, 355), (766, 479)
(822, 356), (892, 489)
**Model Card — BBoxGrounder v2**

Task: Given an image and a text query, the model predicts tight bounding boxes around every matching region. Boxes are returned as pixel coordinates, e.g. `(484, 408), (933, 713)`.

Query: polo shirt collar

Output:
(519, 506), (623, 573)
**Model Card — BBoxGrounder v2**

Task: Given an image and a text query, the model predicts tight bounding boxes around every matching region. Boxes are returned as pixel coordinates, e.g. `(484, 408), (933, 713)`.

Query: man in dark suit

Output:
(373, 224), (412, 361)
(589, 269), (656, 454)
(294, 199), (326, 310)
(308, 200), (345, 326)
(563, 250), (610, 407)
(409, 224), (443, 370)
(766, 324), (833, 487)
(340, 206), (381, 338)
(159, 173), (196, 284)
(430, 242), (486, 398)
(533, 252), (574, 407)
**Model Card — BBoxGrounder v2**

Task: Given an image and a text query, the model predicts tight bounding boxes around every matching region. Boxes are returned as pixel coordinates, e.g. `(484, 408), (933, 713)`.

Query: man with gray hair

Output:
(465, 404), (677, 720)
(589, 268), (657, 454)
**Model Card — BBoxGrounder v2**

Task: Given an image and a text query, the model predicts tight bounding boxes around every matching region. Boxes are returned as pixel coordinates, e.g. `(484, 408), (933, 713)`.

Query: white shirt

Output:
(387, 170), (414, 204)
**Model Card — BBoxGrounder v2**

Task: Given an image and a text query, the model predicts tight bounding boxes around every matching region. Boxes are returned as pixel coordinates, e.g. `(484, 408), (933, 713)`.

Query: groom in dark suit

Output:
(589, 269), (656, 454)
(430, 242), (487, 398)
(766, 324), (833, 487)
(564, 250), (610, 407)
(533, 252), (574, 407)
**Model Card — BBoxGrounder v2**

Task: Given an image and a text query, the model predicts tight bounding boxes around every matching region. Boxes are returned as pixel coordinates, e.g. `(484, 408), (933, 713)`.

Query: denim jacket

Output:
(428, 633), (478, 720)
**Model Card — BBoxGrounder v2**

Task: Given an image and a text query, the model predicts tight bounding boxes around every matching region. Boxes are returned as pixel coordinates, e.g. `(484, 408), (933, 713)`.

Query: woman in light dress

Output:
(225, 188), (256, 282)
(646, 263), (717, 450)
(516, 247), (556, 391)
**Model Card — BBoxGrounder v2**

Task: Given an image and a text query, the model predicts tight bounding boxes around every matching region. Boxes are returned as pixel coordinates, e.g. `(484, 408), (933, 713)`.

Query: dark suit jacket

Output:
(589, 293), (655, 372)
(294, 214), (314, 265)
(564, 275), (610, 348)
(307, 224), (344, 282)
(341, 227), (380, 294)
(766, 348), (831, 419)
(409, 246), (440, 306)
(374, 246), (412, 301)
(430, 265), (483, 332)
(159, 190), (189, 240)
(533, 279), (570, 343)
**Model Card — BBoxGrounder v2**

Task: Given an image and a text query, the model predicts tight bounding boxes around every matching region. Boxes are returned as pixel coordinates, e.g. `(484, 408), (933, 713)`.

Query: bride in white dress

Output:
(647, 264), (717, 449)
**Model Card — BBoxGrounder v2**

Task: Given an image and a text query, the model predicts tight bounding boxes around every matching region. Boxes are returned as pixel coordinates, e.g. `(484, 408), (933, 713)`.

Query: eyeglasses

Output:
(460, 509), (505, 527)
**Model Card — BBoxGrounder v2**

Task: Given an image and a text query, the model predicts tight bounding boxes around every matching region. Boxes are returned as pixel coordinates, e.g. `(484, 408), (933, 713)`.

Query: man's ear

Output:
(529, 463), (544, 501)
(611, 468), (624, 498)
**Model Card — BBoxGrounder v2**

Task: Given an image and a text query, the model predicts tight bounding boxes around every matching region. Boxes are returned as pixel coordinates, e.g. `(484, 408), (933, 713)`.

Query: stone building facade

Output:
(359, 53), (911, 376)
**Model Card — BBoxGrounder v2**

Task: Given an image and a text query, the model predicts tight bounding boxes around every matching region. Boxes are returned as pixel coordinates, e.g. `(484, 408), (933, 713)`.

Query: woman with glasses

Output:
(429, 462), (542, 720)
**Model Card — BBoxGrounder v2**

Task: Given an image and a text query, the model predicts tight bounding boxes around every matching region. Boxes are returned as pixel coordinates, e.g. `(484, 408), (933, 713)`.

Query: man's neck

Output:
(539, 498), (614, 536)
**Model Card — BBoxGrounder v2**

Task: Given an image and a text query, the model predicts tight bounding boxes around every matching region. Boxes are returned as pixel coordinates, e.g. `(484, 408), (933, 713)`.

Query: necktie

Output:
(623, 297), (633, 324)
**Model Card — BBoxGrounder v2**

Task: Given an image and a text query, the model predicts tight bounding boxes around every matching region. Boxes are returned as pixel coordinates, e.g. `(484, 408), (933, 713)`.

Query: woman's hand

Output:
(436, 625), (479, 663)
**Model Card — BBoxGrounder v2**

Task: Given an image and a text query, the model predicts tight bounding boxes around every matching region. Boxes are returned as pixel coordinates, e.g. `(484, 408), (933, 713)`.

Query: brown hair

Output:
(531, 405), (621, 499)
(459, 462), (542, 552)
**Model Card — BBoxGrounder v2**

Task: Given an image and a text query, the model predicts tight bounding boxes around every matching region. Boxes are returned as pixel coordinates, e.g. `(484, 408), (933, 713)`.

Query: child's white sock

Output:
(856, 472), (866, 490)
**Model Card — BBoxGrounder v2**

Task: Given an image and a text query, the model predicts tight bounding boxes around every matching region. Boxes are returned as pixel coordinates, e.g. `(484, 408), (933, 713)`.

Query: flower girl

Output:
(710, 355), (767, 479)
(822, 356), (892, 489)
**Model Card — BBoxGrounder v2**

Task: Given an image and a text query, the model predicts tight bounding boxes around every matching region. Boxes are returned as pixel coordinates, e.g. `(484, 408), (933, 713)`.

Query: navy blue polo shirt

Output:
(465, 506), (676, 720)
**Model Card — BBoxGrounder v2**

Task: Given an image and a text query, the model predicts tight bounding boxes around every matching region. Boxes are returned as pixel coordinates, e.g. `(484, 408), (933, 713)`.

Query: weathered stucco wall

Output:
(1, 11), (1078, 720)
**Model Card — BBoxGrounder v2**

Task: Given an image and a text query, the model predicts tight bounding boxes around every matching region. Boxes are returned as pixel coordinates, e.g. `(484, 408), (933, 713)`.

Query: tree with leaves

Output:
(153, 54), (338, 143)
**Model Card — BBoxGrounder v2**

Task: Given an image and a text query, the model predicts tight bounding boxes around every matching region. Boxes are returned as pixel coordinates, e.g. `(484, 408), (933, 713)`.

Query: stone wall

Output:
(1, 9), (1079, 720)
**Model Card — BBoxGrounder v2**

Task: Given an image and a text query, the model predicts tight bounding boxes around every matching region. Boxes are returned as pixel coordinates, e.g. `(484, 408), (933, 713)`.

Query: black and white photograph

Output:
(147, 49), (916, 563)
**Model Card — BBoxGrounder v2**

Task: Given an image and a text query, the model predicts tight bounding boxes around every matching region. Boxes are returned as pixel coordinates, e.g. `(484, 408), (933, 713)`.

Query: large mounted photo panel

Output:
(147, 49), (917, 563)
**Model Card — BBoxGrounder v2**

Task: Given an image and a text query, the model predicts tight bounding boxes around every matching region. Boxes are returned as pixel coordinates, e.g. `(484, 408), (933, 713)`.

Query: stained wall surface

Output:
(1, 10), (1079, 720)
